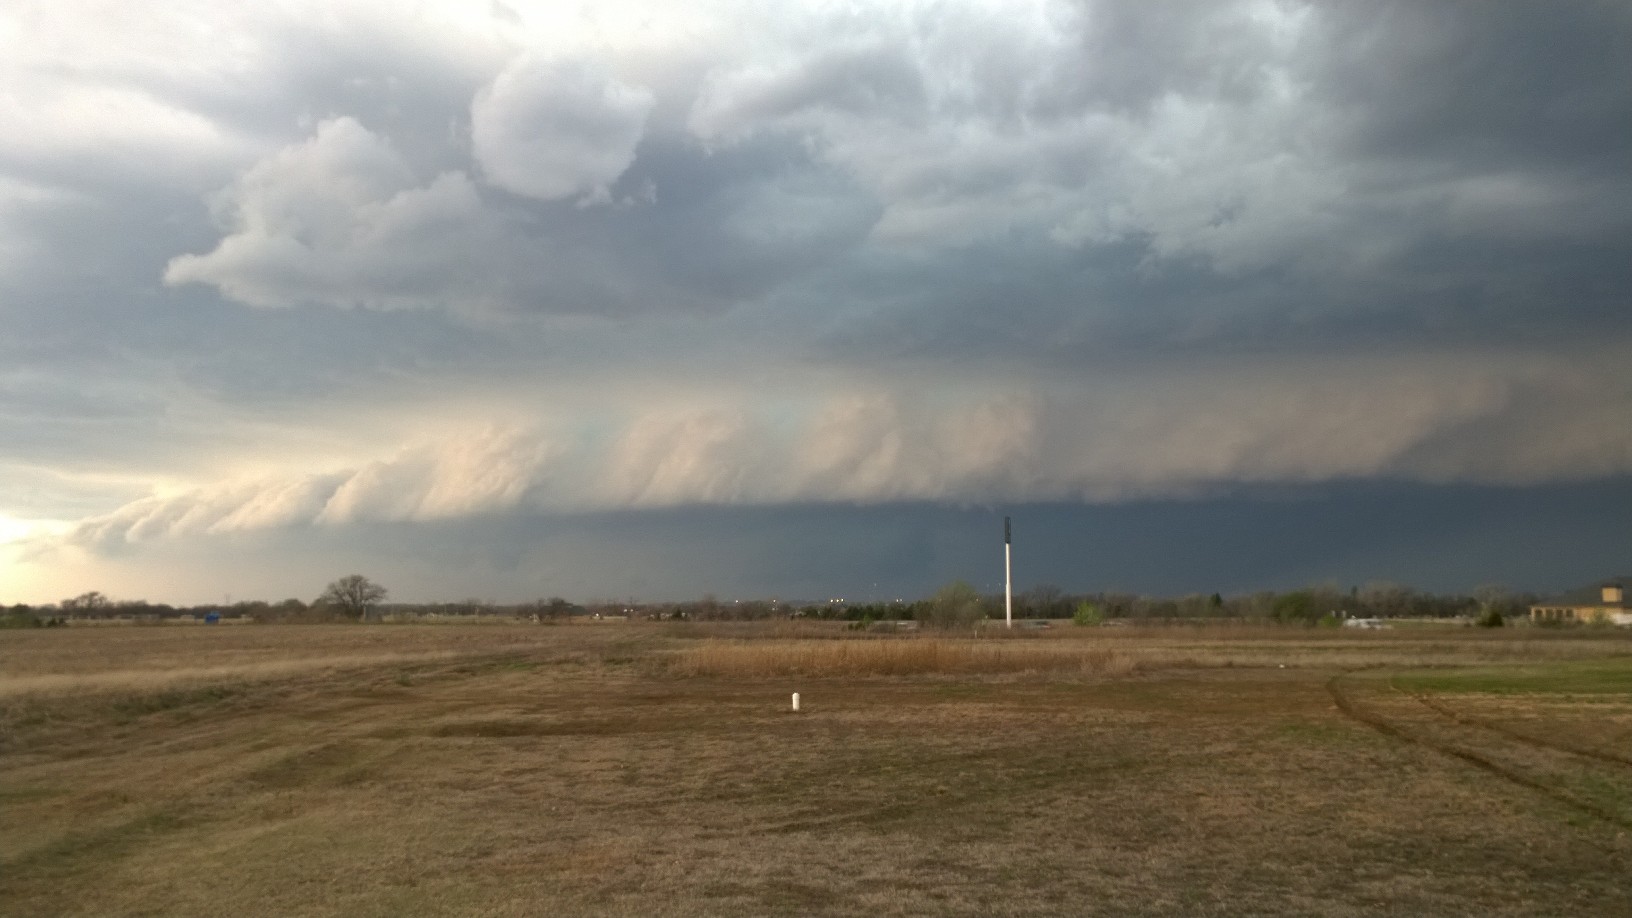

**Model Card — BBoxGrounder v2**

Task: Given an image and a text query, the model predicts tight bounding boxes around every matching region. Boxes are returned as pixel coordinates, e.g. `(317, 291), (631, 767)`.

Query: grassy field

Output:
(3, 623), (1631, 916)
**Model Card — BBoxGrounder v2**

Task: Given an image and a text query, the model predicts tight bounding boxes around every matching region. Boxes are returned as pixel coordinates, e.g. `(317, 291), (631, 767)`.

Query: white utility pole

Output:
(1004, 516), (1013, 629)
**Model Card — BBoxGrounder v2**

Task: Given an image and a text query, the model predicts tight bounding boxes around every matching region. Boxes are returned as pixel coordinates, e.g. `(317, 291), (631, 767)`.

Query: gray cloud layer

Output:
(116, 0), (1632, 330)
(3, 0), (1631, 597)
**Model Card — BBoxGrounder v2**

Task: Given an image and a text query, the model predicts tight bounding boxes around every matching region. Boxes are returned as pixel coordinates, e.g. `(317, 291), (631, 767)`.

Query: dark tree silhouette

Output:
(317, 575), (388, 620)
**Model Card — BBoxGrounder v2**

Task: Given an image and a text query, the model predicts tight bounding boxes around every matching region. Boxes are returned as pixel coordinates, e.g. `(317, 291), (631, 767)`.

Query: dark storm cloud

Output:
(3, 0), (1631, 603)
(12, 0), (1631, 339)
(1311, 1), (1632, 174)
(683, 0), (1632, 361)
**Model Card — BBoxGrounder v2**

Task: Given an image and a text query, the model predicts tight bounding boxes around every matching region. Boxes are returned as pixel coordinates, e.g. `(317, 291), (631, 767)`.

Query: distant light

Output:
(0, 515), (70, 545)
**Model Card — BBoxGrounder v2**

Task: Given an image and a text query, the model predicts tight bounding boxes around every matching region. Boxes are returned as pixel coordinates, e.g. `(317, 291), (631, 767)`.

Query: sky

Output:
(3, 0), (1631, 606)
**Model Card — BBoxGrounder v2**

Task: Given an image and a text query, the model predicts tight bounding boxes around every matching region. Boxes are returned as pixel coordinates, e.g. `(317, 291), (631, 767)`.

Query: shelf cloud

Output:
(52, 345), (1631, 554)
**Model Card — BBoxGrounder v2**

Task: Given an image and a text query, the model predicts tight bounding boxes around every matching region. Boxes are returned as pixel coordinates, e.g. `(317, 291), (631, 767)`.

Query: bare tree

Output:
(1358, 581), (1414, 618)
(61, 591), (110, 612)
(1022, 584), (1066, 618)
(316, 575), (388, 621)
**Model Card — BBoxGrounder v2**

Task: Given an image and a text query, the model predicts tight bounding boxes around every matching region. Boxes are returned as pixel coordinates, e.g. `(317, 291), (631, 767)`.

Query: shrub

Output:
(918, 581), (986, 631)
(0, 610), (42, 629)
(1475, 607), (1505, 628)
(1072, 601), (1103, 627)
(1272, 591), (1318, 624)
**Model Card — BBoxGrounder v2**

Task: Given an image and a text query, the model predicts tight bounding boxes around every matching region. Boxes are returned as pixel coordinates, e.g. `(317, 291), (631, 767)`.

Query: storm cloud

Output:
(3, 0), (1630, 602)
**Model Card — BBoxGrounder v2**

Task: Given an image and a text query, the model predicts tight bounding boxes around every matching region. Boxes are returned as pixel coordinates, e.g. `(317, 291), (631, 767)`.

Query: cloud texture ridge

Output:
(61, 345), (1632, 549)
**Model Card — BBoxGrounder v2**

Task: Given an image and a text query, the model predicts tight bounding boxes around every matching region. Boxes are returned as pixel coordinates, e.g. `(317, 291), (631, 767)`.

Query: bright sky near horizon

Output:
(3, 1), (1630, 605)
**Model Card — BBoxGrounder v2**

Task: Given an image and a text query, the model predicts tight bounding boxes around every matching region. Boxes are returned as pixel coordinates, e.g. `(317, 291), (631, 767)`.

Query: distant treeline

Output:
(4, 582), (1537, 627)
(769, 583), (1535, 625)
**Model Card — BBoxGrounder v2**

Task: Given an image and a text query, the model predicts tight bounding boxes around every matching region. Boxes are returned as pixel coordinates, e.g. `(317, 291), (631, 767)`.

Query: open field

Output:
(3, 624), (1631, 916)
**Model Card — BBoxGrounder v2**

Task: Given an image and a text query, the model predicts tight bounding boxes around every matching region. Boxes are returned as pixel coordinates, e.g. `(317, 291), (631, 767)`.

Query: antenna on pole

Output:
(1004, 516), (1013, 629)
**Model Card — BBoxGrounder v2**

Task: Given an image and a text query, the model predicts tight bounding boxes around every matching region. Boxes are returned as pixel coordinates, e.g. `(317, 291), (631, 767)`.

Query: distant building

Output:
(1529, 579), (1632, 625)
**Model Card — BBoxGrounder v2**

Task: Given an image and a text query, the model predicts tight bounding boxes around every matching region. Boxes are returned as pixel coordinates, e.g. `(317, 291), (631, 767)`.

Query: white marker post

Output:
(1004, 516), (1013, 630)
(791, 692), (801, 712)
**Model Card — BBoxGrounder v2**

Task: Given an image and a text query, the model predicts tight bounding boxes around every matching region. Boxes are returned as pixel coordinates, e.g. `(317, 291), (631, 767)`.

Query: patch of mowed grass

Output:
(1393, 659), (1632, 695)
(245, 741), (384, 790)
(2, 683), (248, 749)
(109, 684), (242, 719)
(1272, 720), (1378, 747)
(0, 784), (64, 805)
(1563, 772), (1632, 822)
(4, 807), (190, 878)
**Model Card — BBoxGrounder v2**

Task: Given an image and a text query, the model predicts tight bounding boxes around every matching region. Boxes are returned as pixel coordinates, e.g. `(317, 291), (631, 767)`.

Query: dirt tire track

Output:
(1326, 672), (1632, 831)
(1398, 686), (1632, 770)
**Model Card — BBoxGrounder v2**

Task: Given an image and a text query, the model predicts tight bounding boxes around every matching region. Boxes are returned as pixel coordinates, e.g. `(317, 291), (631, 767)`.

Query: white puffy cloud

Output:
(163, 117), (513, 310)
(472, 53), (656, 202)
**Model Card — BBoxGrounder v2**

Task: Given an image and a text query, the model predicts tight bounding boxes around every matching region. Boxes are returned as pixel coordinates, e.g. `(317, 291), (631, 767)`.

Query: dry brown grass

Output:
(668, 636), (1140, 677)
(0, 622), (558, 679)
(3, 622), (1630, 917)
(665, 625), (1632, 679)
(0, 652), (465, 700)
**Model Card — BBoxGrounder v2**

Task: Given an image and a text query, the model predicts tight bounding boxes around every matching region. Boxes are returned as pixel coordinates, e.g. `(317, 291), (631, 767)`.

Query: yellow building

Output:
(1530, 579), (1632, 625)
